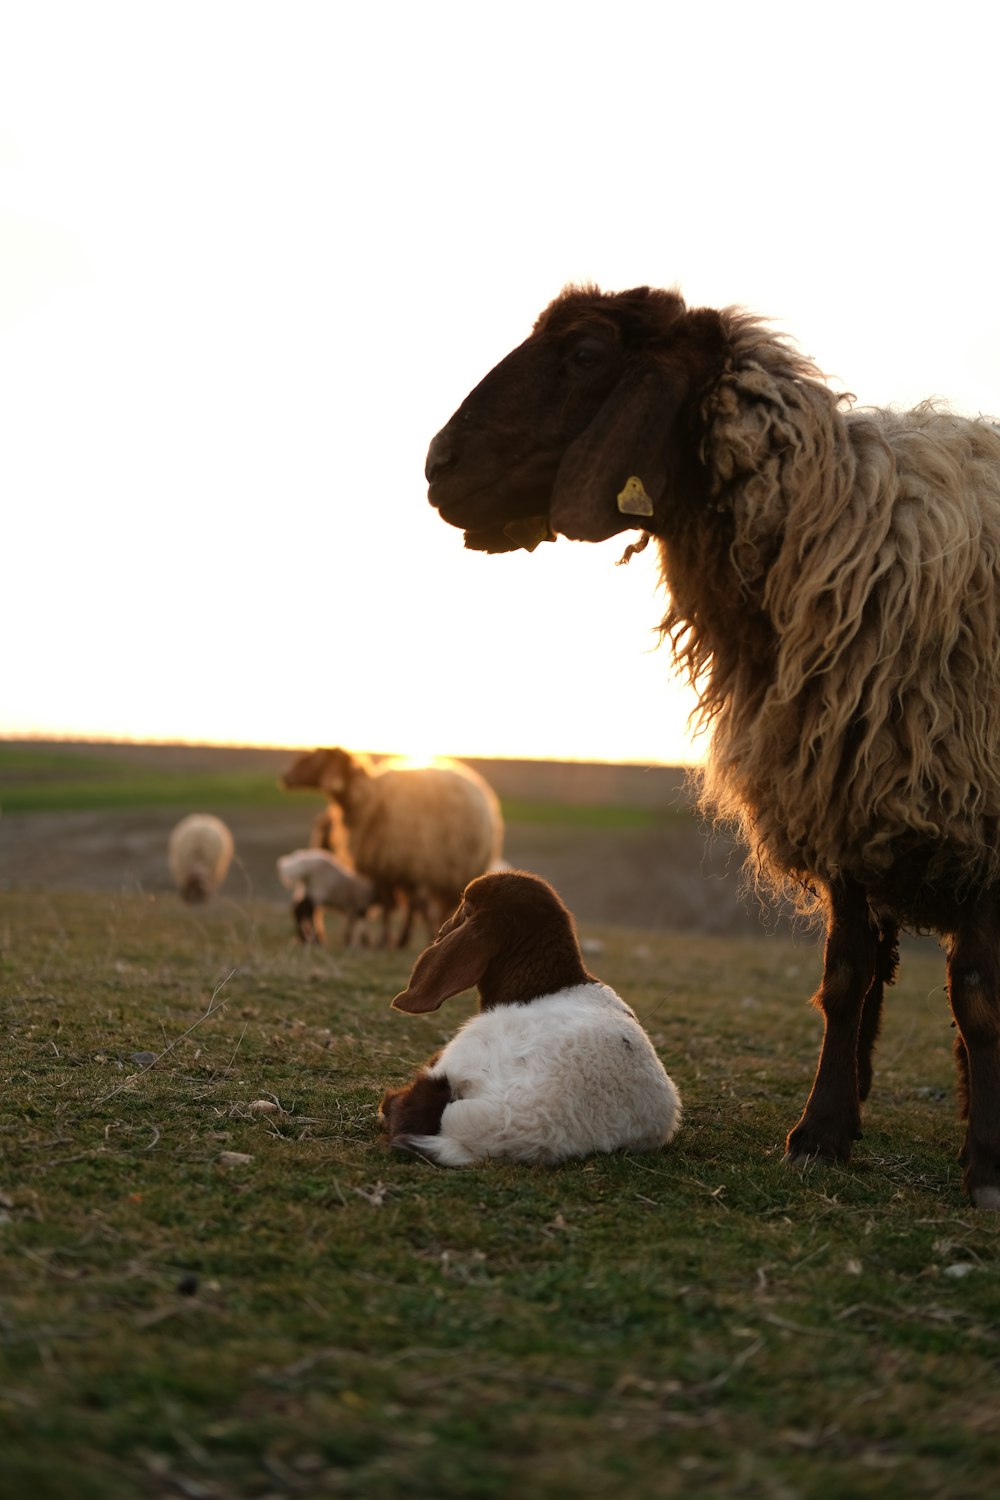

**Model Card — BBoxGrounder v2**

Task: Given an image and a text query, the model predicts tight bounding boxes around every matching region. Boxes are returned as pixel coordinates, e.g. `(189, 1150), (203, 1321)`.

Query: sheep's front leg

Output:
(946, 908), (1000, 1209)
(293, 893), (322, 944)
(395, 897), (416, 949)
(786, 879), (877, 1165)
(857, 919), (899, 1103)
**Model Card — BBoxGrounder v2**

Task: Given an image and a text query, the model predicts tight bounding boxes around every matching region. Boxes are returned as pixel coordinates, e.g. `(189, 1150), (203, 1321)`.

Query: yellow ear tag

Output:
(617, 475), (654, 516)
(503, 516), (556, 552)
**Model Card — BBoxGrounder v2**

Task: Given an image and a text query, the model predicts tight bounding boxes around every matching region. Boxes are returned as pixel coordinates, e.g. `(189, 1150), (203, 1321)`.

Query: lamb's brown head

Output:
(425, 284), (727, 554)
(391, 869), (593, 1013)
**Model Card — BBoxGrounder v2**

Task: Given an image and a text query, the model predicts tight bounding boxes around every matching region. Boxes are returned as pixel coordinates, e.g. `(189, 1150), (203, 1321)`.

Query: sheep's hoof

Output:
(970, 1184), (1000, 1211)
(784, 1145), (835, 1169)
(784, 1123), (855, 1166)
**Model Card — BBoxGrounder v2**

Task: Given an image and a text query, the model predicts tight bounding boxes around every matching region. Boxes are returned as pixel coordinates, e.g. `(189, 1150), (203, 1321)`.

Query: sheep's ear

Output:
(549, 362), (690, 543)
(391, 919), (494, 1013)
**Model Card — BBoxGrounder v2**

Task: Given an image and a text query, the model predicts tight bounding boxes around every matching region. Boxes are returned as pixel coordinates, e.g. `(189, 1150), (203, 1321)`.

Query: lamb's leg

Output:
(293, 894), (320, 943)
(857, 918), (899, 1102)
(945, 905), (1000, 1209)
(786, 878), (877, 1164)
(399, 1097), (499, 1167)
(379, 1067), (451, 1147)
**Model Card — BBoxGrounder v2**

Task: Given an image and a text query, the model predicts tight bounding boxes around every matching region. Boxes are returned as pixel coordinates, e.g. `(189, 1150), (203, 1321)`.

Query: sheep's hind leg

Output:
(785, 879), (877, 1165)
(380, 1070), (451, 1154)
(946, 904), (1000, 1209)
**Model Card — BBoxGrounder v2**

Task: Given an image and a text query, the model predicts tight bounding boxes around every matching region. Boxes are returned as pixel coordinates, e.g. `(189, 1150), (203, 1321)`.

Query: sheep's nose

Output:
(425, 429), (457, 485)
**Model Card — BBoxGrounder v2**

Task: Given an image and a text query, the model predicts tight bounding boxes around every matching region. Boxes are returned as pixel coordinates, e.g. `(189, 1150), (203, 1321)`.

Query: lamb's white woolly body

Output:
(276, 849), (373, 911)
(401, 982), (681, 1166)
(276, 847), (375, 943)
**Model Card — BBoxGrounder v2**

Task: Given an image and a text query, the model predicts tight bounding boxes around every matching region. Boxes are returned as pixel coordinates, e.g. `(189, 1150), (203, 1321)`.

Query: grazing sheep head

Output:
(281, 747), (333, 790)
(281, 747), (364, 800)
(180, 874), (209, 904)
(391, 869), (592, 1013)
(425, 285), (728, 553)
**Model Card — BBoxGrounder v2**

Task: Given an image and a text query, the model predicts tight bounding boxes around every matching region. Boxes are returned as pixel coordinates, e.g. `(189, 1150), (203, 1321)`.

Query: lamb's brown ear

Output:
(391, 919), (495, 1013)
(549, 361), (690, 543)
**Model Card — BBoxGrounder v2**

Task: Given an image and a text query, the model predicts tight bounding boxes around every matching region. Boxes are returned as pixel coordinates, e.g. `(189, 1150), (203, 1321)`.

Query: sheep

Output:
(276, 848), (376, 944)
(380, 870), (681, 1165)
(167, 813), (234, 903)
(423, 282), (1000, 1208)
(282, 748), (408, 943)
(281, 747), (504, 947)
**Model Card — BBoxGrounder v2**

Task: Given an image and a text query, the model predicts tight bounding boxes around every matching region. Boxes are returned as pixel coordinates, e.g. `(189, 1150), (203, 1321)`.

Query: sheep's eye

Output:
(568, 337), (609, 370)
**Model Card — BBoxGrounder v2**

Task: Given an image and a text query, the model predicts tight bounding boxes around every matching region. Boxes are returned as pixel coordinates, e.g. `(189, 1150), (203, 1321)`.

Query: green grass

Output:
(2, 890), (998, 1498)
(0, 745), (677, 829)
(0, 746), (288, 815)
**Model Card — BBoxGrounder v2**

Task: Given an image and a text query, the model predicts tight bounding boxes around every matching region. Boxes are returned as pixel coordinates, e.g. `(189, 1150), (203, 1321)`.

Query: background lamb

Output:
(167, 813), (234, 904)
(276, 848), (376, 945)
(423, 282), (1000, 1208)
(281, 747), (504, 947)
(381, 869), (681, 1165)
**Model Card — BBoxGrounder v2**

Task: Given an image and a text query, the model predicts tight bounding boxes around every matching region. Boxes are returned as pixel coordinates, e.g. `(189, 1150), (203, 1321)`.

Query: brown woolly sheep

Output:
(281, 747), (504, 947)
(424, 282), (1000, 1208)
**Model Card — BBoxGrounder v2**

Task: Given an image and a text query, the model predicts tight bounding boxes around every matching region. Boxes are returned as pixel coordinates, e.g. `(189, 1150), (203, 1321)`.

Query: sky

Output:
(2, 0), (999, 766)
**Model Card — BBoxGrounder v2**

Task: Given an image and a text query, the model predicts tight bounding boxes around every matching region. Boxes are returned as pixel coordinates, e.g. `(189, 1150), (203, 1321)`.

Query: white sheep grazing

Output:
(276, 848), (375, 945)
(281, 747), (504, 947)
(380, 870), (681, 1166)
(167, 814), (234, 903)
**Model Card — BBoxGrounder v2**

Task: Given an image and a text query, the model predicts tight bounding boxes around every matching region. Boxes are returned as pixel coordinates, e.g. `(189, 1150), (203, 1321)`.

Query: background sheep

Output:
(276, 848), (375, 945)
(423, 282), (1000, 1208)
(381, 870), (681, 1165)
(167, 813), (234, 903)
(281, 747), (504, 947)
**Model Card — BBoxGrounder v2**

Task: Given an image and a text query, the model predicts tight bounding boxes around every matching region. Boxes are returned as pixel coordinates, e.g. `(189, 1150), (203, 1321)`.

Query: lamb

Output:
(423, 282), (1000, 1208)
(167, 813), (234, 903)
(276, 848), (376, 945)
(380, 870), (681, 1165)
(281, 747), (504, 947)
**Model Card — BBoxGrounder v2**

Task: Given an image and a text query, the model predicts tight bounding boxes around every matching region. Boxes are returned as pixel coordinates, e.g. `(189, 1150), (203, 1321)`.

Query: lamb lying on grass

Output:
(380, 870), (681, 1165)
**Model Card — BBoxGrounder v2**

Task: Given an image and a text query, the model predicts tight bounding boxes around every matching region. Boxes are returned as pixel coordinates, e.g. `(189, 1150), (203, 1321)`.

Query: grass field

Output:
(0, 743), (670, 829)
(3, 874), (1000, 1499)
(0, 745), (295, 817)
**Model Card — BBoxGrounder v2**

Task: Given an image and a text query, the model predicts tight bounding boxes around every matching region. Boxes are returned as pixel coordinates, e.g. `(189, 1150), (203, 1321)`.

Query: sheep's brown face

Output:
(425, 286), (710, 553)
(426, 301), (635, 553)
